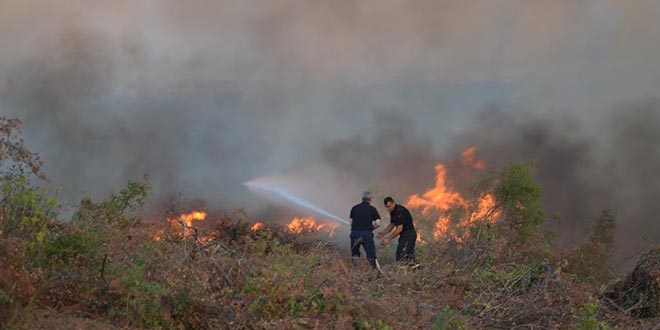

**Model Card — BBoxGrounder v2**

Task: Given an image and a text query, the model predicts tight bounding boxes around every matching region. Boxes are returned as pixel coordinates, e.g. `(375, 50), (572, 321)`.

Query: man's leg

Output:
(401, 231), (418, 265)
(395, 238), (405, 262)
(350, 232), (363, 269)
(362, 232), (378, 270)
(396, 231), (417, 264)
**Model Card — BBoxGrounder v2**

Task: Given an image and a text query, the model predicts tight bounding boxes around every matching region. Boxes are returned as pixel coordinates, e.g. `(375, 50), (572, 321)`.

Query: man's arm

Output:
(377, 223), (394, 239)
(380, 224), (403, 246)
(372, 219), (381, 230)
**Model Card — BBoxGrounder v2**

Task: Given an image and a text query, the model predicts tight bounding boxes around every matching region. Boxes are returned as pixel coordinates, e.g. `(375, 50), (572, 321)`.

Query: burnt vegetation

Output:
(1, 116), (659, 329)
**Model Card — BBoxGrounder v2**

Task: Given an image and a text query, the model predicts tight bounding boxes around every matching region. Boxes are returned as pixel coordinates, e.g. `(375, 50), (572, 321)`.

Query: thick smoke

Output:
(2, 1), (660, 263)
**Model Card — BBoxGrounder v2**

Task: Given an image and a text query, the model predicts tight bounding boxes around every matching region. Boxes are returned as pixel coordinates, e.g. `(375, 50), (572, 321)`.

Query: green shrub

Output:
(447, 162), (549, 268)
(564, 210), (617, 283)
(491, 162), (544, 245)
(432, 306), (466, 330)
(577, 296), (610, 330)
(0, 171), (62, 291)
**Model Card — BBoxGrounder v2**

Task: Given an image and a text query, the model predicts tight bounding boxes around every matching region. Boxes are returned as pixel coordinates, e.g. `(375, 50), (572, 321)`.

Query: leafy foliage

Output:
(577, 296), (612, 330)
(564, 209), (618, 283)
(0, 117), (44, 179)
(489, 162), (545, 245)
(1, 170), (58, 242)
(0, 117), (54, 325)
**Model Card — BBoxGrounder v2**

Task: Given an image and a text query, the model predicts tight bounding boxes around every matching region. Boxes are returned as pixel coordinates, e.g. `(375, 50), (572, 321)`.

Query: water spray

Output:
(245, 181), (350, 225)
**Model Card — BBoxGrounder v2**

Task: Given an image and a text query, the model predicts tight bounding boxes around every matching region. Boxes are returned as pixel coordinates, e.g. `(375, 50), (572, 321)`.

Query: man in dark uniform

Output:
(349, 191), (382, 270)
(378, 196), (418, 265)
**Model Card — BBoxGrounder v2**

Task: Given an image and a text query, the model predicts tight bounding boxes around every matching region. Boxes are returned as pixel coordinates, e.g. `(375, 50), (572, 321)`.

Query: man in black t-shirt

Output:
(349, 191), (382, 270)
(377, 196), (418, 265)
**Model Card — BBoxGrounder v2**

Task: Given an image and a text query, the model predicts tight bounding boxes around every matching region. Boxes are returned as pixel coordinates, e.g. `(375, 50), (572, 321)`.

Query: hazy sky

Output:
(2, 1), (660, 262)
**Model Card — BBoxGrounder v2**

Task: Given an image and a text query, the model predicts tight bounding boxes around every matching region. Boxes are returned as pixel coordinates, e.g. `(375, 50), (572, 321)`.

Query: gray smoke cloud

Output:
(2, 1), (660, 263)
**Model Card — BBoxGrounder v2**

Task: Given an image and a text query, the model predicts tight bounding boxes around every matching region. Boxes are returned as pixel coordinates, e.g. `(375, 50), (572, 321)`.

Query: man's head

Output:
(362, 191), (372, 202)
(383, 196), (395, 212)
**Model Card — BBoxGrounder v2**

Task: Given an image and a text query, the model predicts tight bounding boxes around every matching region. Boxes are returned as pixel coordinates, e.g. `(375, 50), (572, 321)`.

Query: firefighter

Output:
(378, 196), (418, 266)
(349, 191), (382, 270)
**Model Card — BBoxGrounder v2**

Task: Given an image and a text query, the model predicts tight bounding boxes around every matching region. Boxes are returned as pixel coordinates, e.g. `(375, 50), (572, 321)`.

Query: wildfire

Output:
(407, 147), (498, 240)
(462, 146), (486, 170)
(179, 211), (207, 227)
(286, 216), (339, 235)
(408, 164), (463, 213)
(251, 222), (265, 231)
(167, 210), (207, 236)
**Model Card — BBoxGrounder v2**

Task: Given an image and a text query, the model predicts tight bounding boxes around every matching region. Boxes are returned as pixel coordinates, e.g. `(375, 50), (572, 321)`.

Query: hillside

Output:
(2, 176), (660, 330)
(3, 116), (660, 329)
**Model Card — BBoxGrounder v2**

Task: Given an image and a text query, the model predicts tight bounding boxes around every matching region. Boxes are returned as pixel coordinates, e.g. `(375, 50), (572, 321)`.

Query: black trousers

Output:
(396, 230), (417, 263)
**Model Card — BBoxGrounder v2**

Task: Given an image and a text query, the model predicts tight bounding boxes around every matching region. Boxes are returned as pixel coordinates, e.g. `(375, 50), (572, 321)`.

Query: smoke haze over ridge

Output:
(2, 1), (660, 262)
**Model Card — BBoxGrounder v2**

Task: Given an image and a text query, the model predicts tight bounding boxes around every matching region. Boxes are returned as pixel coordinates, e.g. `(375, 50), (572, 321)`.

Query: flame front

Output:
(251, 222), (265, 231)
(408, 164), (463, 213)
(179, 211), (207, 227)
(287, 216), (338, 235)
(407, 147), (498, 240)
(166, 210), (208, 237)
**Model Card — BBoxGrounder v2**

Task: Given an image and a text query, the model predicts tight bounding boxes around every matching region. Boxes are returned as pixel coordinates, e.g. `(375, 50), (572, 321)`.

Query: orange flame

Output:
(286, 217), (339, 235)
(179, 211), (207, 227)
(471, 194), (496, 222)
(408, 164), (463, 213)
(166, 210), (207, 237)
(408, 147), (498, 240)
(462, 146), (486, 170)
(251, 222), (265, 231)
